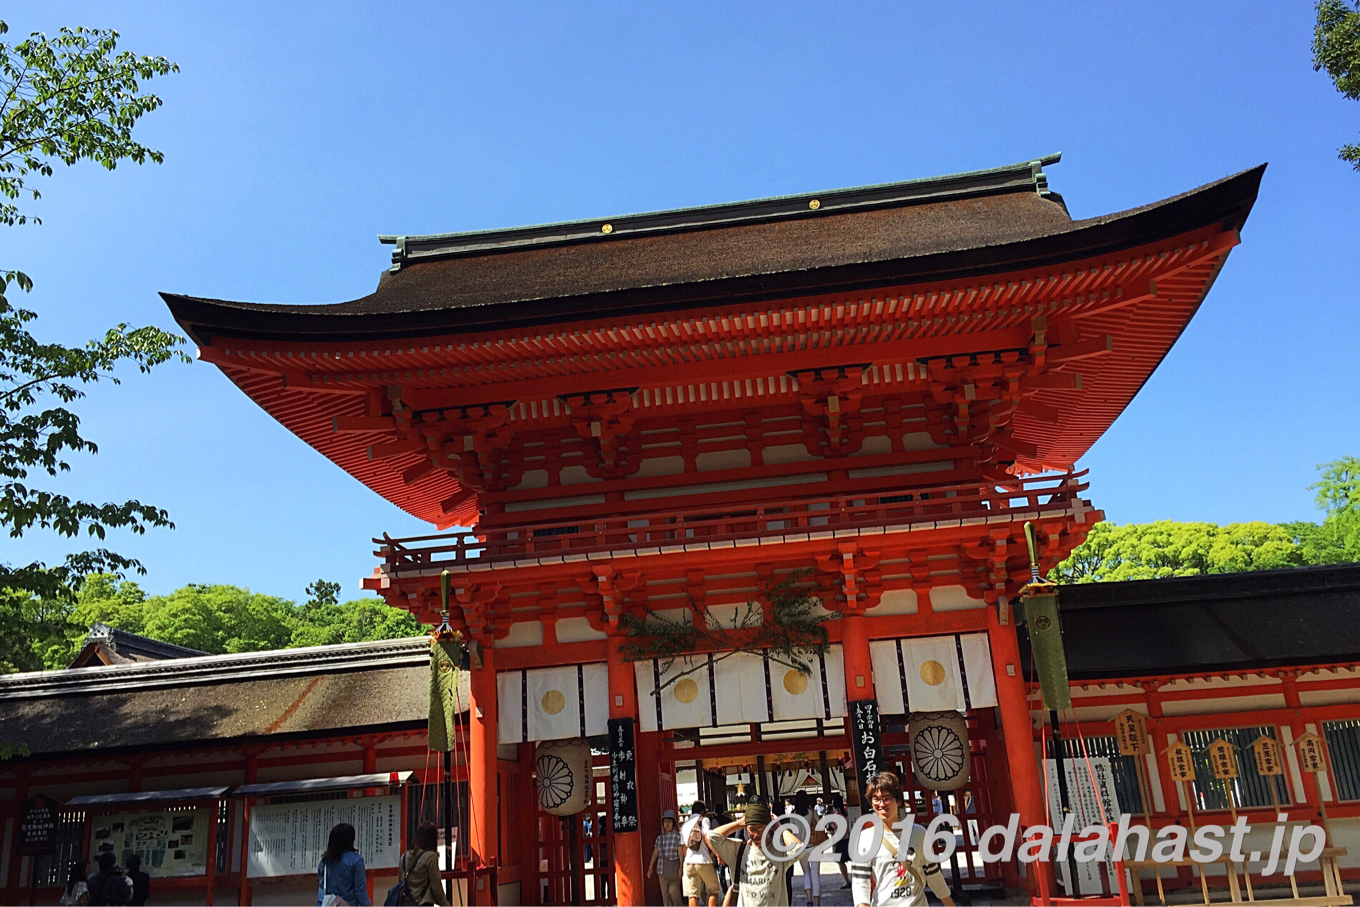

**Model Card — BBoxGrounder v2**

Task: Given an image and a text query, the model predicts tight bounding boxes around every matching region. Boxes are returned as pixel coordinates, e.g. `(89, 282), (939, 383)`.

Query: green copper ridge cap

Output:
(379, 153), (1063, 271)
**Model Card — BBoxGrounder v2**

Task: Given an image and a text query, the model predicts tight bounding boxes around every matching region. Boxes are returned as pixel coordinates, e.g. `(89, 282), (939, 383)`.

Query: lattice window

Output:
(1182, 727), (1291, 811)
(33, 809), (86, 889)
(1323, 719), (1360, 802)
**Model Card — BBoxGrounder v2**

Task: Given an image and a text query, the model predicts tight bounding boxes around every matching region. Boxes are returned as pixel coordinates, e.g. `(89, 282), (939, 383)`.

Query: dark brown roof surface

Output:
(164, 161), (1265, 343)
(0, 638), (457, 758)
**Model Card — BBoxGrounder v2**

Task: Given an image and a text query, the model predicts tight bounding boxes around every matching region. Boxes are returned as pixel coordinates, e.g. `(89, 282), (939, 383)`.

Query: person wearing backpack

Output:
(386, 822), (449, 906)
(317, 823), (371, 906)
(704, 801), (805, 906)
(681, 802), (720, 907)
(88, 853), (129, 906)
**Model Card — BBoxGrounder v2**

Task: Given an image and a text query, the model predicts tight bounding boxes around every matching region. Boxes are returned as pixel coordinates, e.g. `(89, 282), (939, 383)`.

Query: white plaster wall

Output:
(495, 620), (544, 649)
(864, 588), (919, 616)
(696, 449), (750, 471)
(555, 616), (607, 643)
(928, 585), (987, 612)
(635, 456), (685, 477)
(762, 443), (816, 465)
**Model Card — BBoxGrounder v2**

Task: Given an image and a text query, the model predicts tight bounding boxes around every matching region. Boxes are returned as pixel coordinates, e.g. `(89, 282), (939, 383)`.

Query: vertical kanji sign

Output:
(1208, 739), (1239, 780)
(849, 699), (885, 801)
(1114, 709), (1150, 756)
(609, 717), (639, 833)
(1166, 741), (1196, 782)
(1252, 736), (1284, 777)
(1296, 732), (1327, 774)
(18, 795), (59, 856)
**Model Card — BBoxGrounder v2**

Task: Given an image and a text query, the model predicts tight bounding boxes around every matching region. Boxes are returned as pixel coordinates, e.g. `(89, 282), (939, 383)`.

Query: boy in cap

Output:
(704, 801), (805, 906)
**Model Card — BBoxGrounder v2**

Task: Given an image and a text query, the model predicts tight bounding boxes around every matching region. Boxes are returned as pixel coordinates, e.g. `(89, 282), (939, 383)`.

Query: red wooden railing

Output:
(374, 471), (1089, 575)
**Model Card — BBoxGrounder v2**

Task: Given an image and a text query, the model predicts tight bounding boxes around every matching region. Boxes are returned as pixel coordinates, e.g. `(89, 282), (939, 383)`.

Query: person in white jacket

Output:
(849, 773), (954, 907)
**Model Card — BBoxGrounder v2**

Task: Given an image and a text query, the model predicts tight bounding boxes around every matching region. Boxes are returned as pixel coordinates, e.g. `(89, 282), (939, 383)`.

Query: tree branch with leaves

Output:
(0, 20), (184, 603)
(1315, 0), (1360, 170)
(618, 569), (839, 698)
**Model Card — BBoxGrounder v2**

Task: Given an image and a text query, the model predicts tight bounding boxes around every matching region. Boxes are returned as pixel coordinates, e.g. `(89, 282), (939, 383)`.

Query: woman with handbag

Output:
(317, 823), (371, 906)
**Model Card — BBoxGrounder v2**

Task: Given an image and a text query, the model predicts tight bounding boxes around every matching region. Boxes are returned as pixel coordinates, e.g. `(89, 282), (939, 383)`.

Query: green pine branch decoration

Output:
(619, 568), (839, 698)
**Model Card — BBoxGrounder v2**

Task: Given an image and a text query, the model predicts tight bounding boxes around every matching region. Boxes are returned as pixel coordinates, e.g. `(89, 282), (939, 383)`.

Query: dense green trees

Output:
(0, 577), (425, 673)
(1055, 457), (1360, 583)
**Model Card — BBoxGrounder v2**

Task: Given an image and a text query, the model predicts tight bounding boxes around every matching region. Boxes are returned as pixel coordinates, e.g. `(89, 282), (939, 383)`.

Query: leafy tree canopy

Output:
(1314, 0), (1360, 169)
(1, 20), (184, 601)
(0, 576), (426, 673)
(1053, 520), (1308, 583)
(1055, 457), (1360, 583)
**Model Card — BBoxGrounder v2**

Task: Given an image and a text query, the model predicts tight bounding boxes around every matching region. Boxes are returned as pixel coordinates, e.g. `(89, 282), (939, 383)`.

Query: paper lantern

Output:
(908, 711), (971, 791)
(535, 737), (592, 816)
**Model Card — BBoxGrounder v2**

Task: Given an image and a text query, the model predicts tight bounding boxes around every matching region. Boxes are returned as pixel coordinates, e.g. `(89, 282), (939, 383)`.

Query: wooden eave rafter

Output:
(193, 224), (1240, 527)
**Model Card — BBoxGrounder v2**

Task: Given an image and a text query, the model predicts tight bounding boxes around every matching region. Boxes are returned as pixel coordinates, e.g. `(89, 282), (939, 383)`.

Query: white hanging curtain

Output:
(635, 646), (848, 733)
(496, 663), (609, 744)
(868, 632), (998, 714)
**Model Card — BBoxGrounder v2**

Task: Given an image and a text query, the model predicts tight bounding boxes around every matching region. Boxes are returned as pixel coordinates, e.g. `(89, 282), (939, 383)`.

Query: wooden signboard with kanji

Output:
(1252, 736), (1284, 777)
(1114, 709), (1150, 756)
(1166, 741), (1196, 782)
(1296, 732), (1327, 773)
(1208, 739), (1239, 779)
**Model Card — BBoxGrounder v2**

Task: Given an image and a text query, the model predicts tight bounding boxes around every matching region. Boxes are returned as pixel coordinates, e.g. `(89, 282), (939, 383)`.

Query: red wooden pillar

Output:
(5, 772), (29, 906)
(240, 750), (259, 906)
(469, 641), (499, 903)
(1282, 674), (1325, 819)
(635, 730), (664, 907)
(841, 612), (875, 701)
(986, 603), (1054, 901)
(607, 636), (645, 906)
(840, 611), (875, 809)
(204, 797), (219, 906)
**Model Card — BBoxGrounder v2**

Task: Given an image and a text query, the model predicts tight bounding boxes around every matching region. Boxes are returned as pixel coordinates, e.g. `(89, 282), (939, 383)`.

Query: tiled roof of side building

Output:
(0, 637), (463, 758)
(162, 157), (1265, 343)
(69, 623), (210, 668)
(1024, 562), (1360, 680)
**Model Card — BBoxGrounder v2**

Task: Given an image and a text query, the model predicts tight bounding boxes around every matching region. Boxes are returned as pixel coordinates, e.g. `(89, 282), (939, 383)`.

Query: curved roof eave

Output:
(163, 164), (1264, 346)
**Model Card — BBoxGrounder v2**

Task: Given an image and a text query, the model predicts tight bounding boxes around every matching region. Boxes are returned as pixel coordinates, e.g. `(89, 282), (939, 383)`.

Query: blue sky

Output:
(6, 2), (1359, 601)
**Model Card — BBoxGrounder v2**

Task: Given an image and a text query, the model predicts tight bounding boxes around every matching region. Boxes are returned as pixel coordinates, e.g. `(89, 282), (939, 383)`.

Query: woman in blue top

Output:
(317, 823), (371, 906)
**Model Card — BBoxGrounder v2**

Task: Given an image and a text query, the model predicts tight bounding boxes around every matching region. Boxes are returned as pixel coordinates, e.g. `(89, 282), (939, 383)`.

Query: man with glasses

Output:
(705, 801), (805, 906)
(849, 772), (954, 907)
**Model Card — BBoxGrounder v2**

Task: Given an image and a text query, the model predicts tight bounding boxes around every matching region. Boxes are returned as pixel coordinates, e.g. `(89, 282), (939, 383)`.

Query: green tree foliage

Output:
(1, 21), (184, 601)
(1289, 455), (1360, 562)
(1053, 521), (1308, 583)
(1055, 457), (1360, 583)
(1315, 0), (1360, 169)
(0, 575), (427, 673)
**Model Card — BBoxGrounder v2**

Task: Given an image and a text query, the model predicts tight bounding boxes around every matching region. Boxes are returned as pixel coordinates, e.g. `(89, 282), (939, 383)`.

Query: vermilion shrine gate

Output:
(166, 156), (1264, 904)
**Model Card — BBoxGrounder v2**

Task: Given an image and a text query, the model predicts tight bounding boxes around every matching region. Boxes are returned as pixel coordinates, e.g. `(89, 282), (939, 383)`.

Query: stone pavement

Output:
(790, 860), (1018, 906)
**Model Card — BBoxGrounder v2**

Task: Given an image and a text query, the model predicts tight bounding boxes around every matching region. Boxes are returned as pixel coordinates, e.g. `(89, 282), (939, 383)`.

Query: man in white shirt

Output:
(705, 800), (805, 907)
(849, 773), (954, 907)
(681, 801), (721, 907)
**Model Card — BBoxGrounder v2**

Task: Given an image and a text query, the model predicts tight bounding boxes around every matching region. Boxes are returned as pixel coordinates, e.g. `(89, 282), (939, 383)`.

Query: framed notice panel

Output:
(90, 809), (209, 877)
(248, 795), (401, 878)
